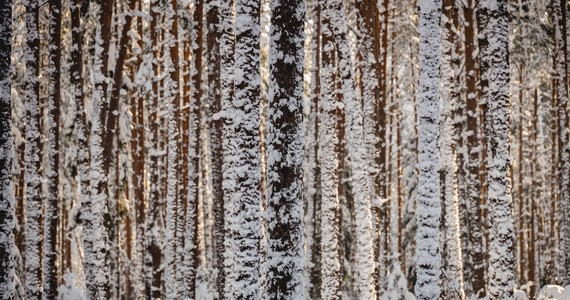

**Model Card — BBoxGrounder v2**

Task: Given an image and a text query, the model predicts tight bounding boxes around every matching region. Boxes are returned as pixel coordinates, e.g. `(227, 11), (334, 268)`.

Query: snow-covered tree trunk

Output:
(205, 1), (225, 297)
(355, 1), (384, 295)
(86, 2), (114, 298)
(265, 0), (305, 297)
(463, 0), (486, 296)
(145, 0), (164, 298)
(181, 0), (203, 298)
(0, 0), (15, 297)
(553, 0), (570, 285)
(319, 0), (341, 298)
(44, 0), (62, 297)
(441, 0), (465, 298)
(220, 0), (236, 297)
(481, 0), (515, 298)
(163, 0), (181, 297)
(24, 1), (43, 298)
(328, 1), (377, 297)
(415, 1), (442, 299)
(223, 0), (262, 298)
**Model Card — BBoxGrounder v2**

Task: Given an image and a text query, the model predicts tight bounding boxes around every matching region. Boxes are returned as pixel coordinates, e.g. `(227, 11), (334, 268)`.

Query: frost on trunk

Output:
(181, 0), (203, 298)
(223, 0), (262, 298)
(329, 0), (376, 297)
(24, 1), (43, 298)
(481, 0), (515, 298)
(44, 0), (62, 297)
(415, 1), (442, 300)
(0, 0), (15, 297)
(85, 3), (112, 298)
(220, 0), (236, 297)
(162, 0), (181, 297)
(265, 0), (305, 298)
(205, 2), (225, 297)
(553, 0), (570, 285)
(319, 0), (341, 298)
(440, 0), (465, 298)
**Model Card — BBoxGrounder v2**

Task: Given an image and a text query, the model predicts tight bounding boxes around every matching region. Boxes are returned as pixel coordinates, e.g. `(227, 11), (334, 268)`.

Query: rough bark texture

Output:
(265, 0), (305, 298)
(0, 0), (15, 297)
(482, 0), (515, 298)
(24, 1), (43, 298)
(415, 1), (442, 299)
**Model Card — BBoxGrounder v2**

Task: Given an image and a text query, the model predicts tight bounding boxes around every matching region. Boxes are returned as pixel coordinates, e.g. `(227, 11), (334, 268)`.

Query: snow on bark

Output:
(481, 0), (516, 298)
(44, 0), (62, 297)
(24, 1), (43, 298)
(222, 0), (262, 298)
(86, 4), (112, 298)
(319, 0), (341, 298)
(161, 0), (181, 297)
(0, 0), (15, 297)
(180, 0), (203, 298)
(440, 0), (465, 298)
(220, 0), (236, 297)
(415, 1), (442, 300)
(553, 0), (570, 285)
(329, 0), (377, 297)
(265, 0), (305, 298)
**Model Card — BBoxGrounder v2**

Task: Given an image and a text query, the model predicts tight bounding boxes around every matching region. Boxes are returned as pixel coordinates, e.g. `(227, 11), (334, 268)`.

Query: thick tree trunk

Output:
(265, 0), (305, 297)
(415, 1), (442, 299)
(481, 0), (516, 298)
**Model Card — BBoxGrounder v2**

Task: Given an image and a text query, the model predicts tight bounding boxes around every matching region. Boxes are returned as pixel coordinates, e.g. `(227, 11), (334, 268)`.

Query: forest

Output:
(0, 0), (569, 299)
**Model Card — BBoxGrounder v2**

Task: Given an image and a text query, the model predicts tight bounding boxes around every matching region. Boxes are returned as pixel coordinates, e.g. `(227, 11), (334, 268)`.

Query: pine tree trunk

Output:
(481, 0), (516, 298)
(44, 0), (62, 296)
(319, 0), (341, 298)
(441, 0), (465, 298)
(415, 1), (442, 299)
(553, 0), (570, 285)
(265, 0), (305, 297)
(224, 0), (262, 297)
(0, 0), (15, 297)
(24, 1), (43, 298)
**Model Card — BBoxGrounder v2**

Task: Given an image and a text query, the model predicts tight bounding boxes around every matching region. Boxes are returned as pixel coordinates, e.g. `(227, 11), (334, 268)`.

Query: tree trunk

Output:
(415, 1), (442, 299)
(265, 0), (305, 297)
(482, 0), (516, 298)
(24, 1), (43, 298)
(0, 0), (15, 297)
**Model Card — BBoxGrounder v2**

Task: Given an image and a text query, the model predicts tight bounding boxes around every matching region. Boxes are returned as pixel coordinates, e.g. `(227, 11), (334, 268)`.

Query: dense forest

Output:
(0, 0), (569, 299)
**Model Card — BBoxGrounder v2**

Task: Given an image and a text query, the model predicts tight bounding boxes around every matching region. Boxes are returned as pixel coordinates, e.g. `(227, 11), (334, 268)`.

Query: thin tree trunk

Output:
(24, 1), (43, 298)
(0, 0), (15, 297)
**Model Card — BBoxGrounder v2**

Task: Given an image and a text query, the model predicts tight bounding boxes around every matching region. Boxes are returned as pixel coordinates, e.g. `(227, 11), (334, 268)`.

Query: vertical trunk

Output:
(517, 67), (526, 285)
(24, 1), (43, 298)
(44, 0), (62, 296)
(163, 0), (180, 297)
(0, 0), (15, 297)
(319, 0), (341, 298)
(441, 0), (465, 298)
(415, 1), (442, 299)
(482, 0), (516, 298)
(265, 0), (305, 297)
(464, 0), (485, 296)
(553, 0), (570, 285)
(181, 0), (202, 298)
(224, 0), (262, 298)
(206, 2), (225, 297)
(220, 0), (236, 296)
(145, 1), (164, 298)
